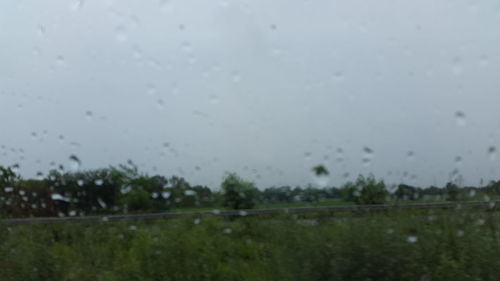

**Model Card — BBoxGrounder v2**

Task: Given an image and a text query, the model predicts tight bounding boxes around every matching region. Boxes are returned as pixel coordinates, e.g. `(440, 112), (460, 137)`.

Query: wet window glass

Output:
(1, 1), (500, 280)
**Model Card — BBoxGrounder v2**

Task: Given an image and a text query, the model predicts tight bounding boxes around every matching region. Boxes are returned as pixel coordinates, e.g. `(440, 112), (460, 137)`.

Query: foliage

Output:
(221, 173), (259, 210)
(341, 174), (388, 205)
(2, 209), (500, 281)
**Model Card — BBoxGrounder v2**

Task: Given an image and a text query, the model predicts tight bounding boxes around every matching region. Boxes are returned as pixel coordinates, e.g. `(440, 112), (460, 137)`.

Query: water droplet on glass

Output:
(455, 156), (462, 166)
(239, 210), (248, 216)
(97, 198), (107, 208)
(451, 57), (462, 75)
(68, 155), (81, 171)
(4, 187), (14, 193)
(469, 190), (476, 197)
(193, 218), (201, 225)
(223, 228), (232, 234)
(56, 56), (65, 66)
(94, 179), (104, 186)
(51, 193), (70, 202)
(270, 23), (277, 30)
(71, 0), (84, 10)
(151, 192), (159, 199)
(231, 71), (241, 83)
(457, 230), (464, 237)
(386, 228), (394, 234)
(85, 110), (93, 121)
(121, 185), (132, 194)
(407, 236), (418, 243)
(479, 54), (489, 66)
(362, 147), (373, 166)
(488, 146), (496, 160)
(476, 219), (485, 225)
(161, 191), (171, 199)
(312, 165), (329, 188)
(68, 210), (77, 216)
(77, 179), (84, 186)
(184, 190), (196, 196)
(115, 25), (128, 42)
(407, 151), (415, 161)
(129, 225), (137, 231)
(455, 111), (466, 126)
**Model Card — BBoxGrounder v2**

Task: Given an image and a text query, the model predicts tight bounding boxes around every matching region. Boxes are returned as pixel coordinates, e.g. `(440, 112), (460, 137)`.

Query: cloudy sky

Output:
(1, 0), (499, 189)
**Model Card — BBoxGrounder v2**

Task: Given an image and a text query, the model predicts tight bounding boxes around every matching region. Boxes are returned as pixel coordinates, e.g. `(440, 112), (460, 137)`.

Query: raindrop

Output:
(239, 210), (248, 216)
(68, 155), (81, 171)
(451, 56), (462, 75)
(161, 191), (171, 199)
(476, 218), (485, 225)
(85, 110), (93, 121)
(157, 99), (165, 108)
(312, 165), (329, 188)
(212, 209), (221, 215)
(37, 25), (46, 36)
(121, 185), (132, 194)
(457, 230), (464, 237)
(147, 84), (156, 95)
(178, 24), (186, 31)
(97, 198), (107, 208)
(386, 228), (394, 234)
(184, 190), (196, 196)
(181, 41), (192, 53)
(269, 23), (277, 30)
(4, 187), (14, 193)
(223, 228), (232, 234)
(56, 56), (65, 66)
(193, 218), (201, 225)
(488, 146), (496, 160)
(479, 54), (489, 67)
(115, 25), (128, 42)
(469, 190), (476, 197)
(77, 179), (84, 186)
(304, 152), (312, 161)
(455, 156), (462, 166)
(102, 216), (109, 222)
(362, 147), (373, 166)
(407, 151), (414, 161)
(51, 193), (70, 202)
(129, 225), (137, 231)
(332, 71), (344, 82)
(68, 210), (77, 217)
(407, 236), (418, 243)
(71, 0), (84, 10)
(231, 71), (241, 83)
(94, 179), (104, 186)
(208, 94), (219, 105)
(455, 111), (466, 126)
(151, 192), (159, 199)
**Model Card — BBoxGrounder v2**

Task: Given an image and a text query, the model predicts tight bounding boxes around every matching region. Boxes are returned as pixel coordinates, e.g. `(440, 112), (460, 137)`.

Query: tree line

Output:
(1, 163), (499, 218)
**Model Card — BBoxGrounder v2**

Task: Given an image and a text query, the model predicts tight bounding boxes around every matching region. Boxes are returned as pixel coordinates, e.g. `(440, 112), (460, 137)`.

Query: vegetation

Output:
(1, 163), (500, 218)
(221, 172), (259, 210)
(1, 209), (500, 281)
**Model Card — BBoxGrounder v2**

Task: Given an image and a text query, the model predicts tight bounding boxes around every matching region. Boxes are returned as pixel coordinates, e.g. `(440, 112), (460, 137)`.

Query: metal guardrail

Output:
(2, 201), (499, 226)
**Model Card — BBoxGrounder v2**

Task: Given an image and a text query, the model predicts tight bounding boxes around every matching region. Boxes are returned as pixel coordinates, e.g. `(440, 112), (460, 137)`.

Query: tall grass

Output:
(1, 209), (500, 281)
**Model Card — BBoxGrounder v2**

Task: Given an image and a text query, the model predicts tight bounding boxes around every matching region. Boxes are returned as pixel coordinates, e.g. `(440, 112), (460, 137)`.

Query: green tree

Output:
(221, 172), (259, 210)
(341, 175), (388, 205)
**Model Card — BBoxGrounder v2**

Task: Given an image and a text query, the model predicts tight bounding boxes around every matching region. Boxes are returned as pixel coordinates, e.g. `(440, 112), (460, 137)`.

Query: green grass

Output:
(2, 208), (500, 281)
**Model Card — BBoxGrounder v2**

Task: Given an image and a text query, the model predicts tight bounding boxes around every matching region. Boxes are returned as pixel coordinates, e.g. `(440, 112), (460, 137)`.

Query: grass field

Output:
(2, 207), (500, 281)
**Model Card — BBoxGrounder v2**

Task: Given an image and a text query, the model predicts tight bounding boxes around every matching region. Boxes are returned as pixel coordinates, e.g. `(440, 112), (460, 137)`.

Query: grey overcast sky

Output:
(1, 0), (499, 189)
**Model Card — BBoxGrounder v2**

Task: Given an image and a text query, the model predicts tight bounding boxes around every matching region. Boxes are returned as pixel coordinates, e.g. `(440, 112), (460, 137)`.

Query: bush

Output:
(341, 174), (388, 205)
(221, 173), (259, 210)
